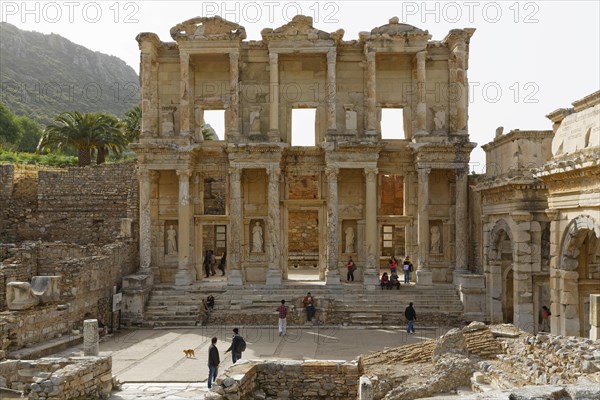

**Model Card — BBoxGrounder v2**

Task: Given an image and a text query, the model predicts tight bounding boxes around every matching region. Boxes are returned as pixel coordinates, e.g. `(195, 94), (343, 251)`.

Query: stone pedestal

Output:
(175, 269), (193, 286)
(83, 319), (99, 356)
(325, 269), (341, 286)
(363, 270), (379, 290)
(266, 269), (282, 286)
(416, 270), (432, 286)
(30, 276), (61, 304)
(591, 294), (600, 340)
(6, 282), (39, 310)
(121, 273), (153, 325)
(457, 273), (486, 322)
(227, 269), (243, 286)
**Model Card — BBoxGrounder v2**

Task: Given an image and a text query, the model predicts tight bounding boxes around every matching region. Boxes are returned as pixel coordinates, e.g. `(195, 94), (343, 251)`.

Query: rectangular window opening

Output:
(202, 110), (225, 140)
(291, 108), (316, 146)
(381, 108), (405, 139)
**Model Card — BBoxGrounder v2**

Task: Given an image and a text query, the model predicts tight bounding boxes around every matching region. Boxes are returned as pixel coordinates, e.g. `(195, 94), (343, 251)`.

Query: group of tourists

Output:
(207, 327), (247, 389)
(203, 250), (227, 278)
(381, 256), (414, 289)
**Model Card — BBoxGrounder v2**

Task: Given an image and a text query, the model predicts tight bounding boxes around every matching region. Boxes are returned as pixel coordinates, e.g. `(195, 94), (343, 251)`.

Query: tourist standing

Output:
(203, 250), (211, 278)
(219, 251), (226, 276)
(405, 302), (416, 334)
(210, 250), (217, 276)
(541, 305), (551, 332)
(207, 337), (220, 389)
(225, 328), (245, 363)
(277, 299), (288, 336)
(346, 256), (356, 282)
(403, 256), (413, 284)
(389, 257), (397, 275)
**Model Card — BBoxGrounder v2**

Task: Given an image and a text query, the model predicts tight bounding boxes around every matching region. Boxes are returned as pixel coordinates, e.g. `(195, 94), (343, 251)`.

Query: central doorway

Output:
(287, 209), (321, 281)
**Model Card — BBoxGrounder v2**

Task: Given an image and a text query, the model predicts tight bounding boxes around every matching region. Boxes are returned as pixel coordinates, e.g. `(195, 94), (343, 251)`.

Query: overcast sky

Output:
(2, 1), (599, 171)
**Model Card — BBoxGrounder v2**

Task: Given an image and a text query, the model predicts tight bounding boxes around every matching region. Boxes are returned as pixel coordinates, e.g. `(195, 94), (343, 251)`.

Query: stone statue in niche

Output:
(252, 221), (263, 253)
(249, 106), (261, 134)
(166, 225), (178, 255)
(344, 104), (357, 134)
(345, 226), (355, 253)
(433, 109), (446, 130)
(193, 105), (205, 142)
(161, 105), (177, 136)
(430, 225), (441, 253)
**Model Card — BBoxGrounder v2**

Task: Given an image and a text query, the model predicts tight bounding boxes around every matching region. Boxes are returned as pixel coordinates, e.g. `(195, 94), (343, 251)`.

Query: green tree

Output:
(38, 111), (127, 166)
(122, 105), (141, 142)
(15, 115), (43, 152)
(0, 102), (23, 148)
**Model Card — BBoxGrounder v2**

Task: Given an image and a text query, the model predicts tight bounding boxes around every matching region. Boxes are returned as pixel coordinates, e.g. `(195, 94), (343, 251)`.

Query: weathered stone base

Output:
(227, 270), (244, 286)
(325, 270), (342, 285)
(416, 270), (433, 286)
(174, 269), (193, 286)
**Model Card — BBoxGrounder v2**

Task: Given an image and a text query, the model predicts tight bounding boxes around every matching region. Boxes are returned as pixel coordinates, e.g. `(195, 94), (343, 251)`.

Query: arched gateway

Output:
(131, 16), (476, 287)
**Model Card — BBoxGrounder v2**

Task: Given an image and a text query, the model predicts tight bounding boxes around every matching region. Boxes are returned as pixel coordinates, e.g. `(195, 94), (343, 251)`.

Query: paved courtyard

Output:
(57, 325), (449, 399)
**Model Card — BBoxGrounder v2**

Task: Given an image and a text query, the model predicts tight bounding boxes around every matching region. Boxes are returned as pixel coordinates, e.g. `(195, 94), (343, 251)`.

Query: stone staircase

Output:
(144, 283), (465, 328)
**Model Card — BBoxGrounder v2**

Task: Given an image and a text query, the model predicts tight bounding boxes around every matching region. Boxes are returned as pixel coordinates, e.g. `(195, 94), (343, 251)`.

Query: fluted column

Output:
(138, 168), (152, 273)
(454, 168), (469, 276)
(364, 167), (380, 287)
(325, 166), (341, 285)
(266, 166), (282, 285)
(417, 167), (432, 285)
(415, 51), (427, 136)
(227, 168), (243, 285)
(268, 51), (280, 139)
(365, 50), (377, 136)
(179, 51), (191, 137)
(229, 52), (240, 136)
(175, 169), (193, 286)
(326, 49), (337, 134)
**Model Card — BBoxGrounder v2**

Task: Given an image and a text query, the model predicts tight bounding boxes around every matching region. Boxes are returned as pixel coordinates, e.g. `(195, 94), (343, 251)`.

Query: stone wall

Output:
(36, 163), (138, 244)
(0, 164), (14, 200)
(212, 360), (359, 400)
(0, 356), (112, 399)
(0, 241), (137, 351)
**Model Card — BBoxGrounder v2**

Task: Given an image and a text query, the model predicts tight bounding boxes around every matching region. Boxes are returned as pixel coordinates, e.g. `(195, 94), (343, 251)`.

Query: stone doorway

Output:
(287, 209), (321, 281)
(503, 268), (514, 323)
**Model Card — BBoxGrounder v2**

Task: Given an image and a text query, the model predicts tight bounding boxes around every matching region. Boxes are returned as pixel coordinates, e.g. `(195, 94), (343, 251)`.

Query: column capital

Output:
(269, 51), (278, 64)
(418, 167), (431, 178)
(176, 169), (192, 179)
(456, 167), (469, 178)
(415, 50), (427, 62)
(364, 167), (379, 181)
(228, 167), (241, 181)
(365, 48), (376, 61)
(266, 165), (281, 179)
(229, 51), (239, 62)
(325, 166), (339, 180)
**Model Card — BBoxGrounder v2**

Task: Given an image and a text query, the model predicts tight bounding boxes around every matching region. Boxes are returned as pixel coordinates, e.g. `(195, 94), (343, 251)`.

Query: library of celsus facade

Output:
(132, 15), (477, 287)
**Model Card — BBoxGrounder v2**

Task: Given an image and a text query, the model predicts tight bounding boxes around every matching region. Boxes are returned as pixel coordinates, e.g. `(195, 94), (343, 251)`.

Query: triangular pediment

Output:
(170, 16), (246, 41)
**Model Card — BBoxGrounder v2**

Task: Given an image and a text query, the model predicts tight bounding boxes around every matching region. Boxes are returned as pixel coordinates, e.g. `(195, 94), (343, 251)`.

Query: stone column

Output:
(139, 42), (157, 137)
(414, 51), (427, 136)
(179, 51), (191, 137)
(454, 168), (469, 280)
(454, 44), (468, 133)
(268, 51), (280, 139)
(325, 166), (341, 285)
(416, 167), (432, 285)
(364, 167), (379, 288)
(175, 169), (193, 286)
(138, 168), (152, 273)
(326, 49), (337, 135)
(227, 168), (243, 286)
(266, 166), (282, 286)
(511, 213), (534, 332)
(365, 50), (377, 136)
(590, 294), (600, 340)
(229, 52), (240, 136)
(83, 319), (99, 356)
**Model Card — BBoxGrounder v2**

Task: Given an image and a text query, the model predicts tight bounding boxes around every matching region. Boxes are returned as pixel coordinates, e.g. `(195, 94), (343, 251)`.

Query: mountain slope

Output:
(0, 22), (139, 125)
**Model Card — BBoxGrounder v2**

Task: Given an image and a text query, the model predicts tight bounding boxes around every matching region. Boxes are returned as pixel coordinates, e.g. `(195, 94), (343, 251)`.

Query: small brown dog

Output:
(183, 349), (195, 358)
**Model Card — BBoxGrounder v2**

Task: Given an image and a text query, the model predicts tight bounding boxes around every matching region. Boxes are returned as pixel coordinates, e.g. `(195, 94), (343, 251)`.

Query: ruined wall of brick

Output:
(214, 360), (359, 400)
(0, 356), (112, 399)
(288, 210), (319, 259)
(0, 241), (137, 350)
(0, 164), (14, 200)
(36, 162), (138, 244)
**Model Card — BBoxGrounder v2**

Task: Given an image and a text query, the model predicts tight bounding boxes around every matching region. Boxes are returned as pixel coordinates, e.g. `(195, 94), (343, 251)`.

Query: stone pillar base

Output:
(416, 270), (433, 286)
(456, 273), (487, 322)
(325, 269), (342, 286)
(453, 269), (468, 286)
(266, 269), (282, 287)
(175, 269), (193, 286)
(363, 270), (380, 290)
(227, 269), (244, 286)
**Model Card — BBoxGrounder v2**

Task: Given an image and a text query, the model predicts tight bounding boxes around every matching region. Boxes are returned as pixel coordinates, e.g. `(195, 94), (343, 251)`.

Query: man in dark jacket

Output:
(225, 327), (244, 363)
(405, 302), (416, 334)
(207, 337), (220, 389)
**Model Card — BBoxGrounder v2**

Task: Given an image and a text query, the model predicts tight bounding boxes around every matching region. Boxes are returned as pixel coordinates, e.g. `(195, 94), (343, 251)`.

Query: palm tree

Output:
(122, 106), (141, 142)
(38, 111), (127, 166)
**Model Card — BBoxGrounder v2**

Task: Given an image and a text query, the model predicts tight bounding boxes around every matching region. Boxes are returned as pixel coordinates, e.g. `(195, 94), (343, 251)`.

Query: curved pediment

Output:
(261, 15), (344, 43)
(170, 16), (246, 41)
